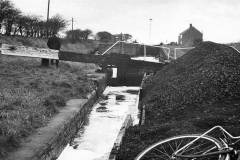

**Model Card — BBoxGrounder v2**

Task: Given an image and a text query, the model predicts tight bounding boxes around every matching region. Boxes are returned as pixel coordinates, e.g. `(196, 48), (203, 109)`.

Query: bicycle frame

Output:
(175, 149), (232, 158)
(174, 126), (240, 156)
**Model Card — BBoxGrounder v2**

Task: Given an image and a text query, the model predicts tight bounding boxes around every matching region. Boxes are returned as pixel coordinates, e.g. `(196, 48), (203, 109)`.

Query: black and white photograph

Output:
(0, 0), (240, 160)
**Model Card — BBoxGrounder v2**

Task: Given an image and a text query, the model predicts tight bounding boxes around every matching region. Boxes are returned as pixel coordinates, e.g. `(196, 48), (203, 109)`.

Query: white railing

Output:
(230, 46), (240, 54)
(174, 47), (195, 59)
(102, 41), (121, 55)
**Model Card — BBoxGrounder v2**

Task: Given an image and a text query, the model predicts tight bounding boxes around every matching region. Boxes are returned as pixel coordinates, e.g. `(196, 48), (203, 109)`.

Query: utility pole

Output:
(72, 17), (74, 31)
(144, 44), (146, 59)
(42, 0), (51, 66)
(71, 18), (74, 40)
(46, 0), (50, 38)
(47, 0), (50, 21)
(149, 18), (152, 44)
(121, 33), (124, 54)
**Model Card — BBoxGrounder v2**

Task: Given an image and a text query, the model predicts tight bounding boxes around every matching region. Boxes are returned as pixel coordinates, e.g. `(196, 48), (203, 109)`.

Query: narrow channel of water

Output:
(131, 56), (161, 63)
(57, 86), (140, 160)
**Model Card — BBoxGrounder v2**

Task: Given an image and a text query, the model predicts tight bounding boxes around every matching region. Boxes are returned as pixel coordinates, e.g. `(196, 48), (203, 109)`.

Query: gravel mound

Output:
(118, 42), (240, 160)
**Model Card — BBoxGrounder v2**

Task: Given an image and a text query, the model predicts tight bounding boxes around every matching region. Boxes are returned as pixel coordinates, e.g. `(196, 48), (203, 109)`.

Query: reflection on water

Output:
(131, 56), (160, 63)
(57, 86), (140, 160)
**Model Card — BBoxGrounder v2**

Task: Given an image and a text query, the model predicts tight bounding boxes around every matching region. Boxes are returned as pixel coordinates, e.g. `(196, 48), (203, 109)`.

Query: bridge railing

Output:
(174, 47), (195, 59)
(230, 46), (240, 54)
(101, 41), (171, 61)
(102, 41), (121, 55)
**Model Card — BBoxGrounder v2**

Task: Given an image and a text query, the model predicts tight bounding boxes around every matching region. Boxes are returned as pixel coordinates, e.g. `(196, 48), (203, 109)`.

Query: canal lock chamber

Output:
(106, 65), (145, 87)
(56, 67), (145, 160)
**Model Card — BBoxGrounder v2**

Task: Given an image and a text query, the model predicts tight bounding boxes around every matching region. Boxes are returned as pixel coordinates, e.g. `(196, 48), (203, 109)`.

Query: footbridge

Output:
(1, 42), (169, 86)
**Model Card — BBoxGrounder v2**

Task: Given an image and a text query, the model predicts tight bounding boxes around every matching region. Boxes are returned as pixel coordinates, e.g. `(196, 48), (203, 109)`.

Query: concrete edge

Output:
(139, 73), (148, 126)
(140, 105), (146, 126)
(108, 114), (133, 160)
(108, 73), (145, 160)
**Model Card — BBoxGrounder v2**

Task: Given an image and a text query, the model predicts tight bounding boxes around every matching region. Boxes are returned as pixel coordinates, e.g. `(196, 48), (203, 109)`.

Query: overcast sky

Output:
(11, 0), (240, 44)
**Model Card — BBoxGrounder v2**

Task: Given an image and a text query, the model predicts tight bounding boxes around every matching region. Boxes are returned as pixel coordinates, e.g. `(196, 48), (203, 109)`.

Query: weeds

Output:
(0, 55), (97, 157)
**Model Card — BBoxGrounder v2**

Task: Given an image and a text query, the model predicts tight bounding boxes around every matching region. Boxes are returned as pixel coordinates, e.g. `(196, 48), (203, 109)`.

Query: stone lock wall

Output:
(5, 74), (106, 160)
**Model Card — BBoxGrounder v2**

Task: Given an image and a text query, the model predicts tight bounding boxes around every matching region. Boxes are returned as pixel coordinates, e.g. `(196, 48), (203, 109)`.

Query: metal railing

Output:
(230, 46), (240, 55)
(174, 47), (195, 59)
(101, 41), (171, 60)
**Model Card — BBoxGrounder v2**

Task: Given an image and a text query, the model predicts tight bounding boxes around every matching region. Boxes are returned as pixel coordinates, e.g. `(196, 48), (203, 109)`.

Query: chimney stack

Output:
(190, 24), (193, 28)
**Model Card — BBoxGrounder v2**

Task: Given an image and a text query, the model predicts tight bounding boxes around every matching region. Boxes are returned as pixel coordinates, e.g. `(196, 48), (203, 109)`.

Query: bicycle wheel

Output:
(135, 134), (225, 160)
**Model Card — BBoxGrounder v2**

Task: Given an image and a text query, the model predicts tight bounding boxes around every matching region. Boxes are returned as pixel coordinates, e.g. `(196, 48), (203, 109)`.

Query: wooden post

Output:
(121, 33), (124, 54)
(144, 45), (146, 60)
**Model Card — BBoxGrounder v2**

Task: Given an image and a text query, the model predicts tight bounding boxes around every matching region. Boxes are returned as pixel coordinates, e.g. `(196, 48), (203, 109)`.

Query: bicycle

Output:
(135, 126), (240, 160)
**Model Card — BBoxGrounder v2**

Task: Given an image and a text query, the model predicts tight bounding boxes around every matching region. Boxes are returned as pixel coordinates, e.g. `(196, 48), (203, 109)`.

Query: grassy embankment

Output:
(0, 36), (100, 157)
(118, 42), (240, 160)
(0, 35), (99, 54)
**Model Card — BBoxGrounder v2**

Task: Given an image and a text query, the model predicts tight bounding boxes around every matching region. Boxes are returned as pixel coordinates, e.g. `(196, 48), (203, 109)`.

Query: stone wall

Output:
(108, 115), (133, 160)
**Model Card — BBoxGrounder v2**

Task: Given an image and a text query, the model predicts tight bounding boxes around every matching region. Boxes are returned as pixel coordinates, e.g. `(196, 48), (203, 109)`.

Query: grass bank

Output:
(118, 42), (240, 160)
(0, 35), (101, 54)
(0, 55), (98, 157)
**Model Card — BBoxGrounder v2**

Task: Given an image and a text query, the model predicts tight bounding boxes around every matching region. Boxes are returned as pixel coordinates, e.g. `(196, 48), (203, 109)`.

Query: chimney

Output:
(190, 24), (193, 28)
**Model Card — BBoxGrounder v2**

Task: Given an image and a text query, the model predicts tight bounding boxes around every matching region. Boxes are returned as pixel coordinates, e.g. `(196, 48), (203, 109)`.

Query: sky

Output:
(11, 0), (240, 44)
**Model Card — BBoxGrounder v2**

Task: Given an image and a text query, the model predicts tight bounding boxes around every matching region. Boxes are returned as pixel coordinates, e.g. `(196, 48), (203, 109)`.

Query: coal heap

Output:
(143, 42), (240, 130)
(118, 42), (240, 160)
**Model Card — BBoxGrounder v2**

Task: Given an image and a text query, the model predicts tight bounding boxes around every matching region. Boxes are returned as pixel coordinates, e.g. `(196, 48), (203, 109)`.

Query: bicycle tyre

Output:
(135, 134), (225, 160)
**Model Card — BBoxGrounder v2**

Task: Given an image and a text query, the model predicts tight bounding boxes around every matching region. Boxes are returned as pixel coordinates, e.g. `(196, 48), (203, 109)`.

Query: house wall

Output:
(178, 25), (203, 47)
(181, 29), (202, 46)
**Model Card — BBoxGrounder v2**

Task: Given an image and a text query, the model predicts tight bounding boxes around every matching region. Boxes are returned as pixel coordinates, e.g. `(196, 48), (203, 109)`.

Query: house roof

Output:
(180, 24), (202, 35)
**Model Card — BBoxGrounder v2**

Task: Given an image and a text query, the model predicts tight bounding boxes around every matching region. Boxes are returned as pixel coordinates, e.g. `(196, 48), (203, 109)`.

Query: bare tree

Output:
(0, 0), (12, 32)
(81, 29), (92, 40)
(4, 8), (20, 35)
(66, 29), (92, 41)
(0, 0), (21, 35)
(96, 31), (113, 42)
(66, 29), (82, 41)
(47, 14), (67, 37)
(0, 1), (67, 38)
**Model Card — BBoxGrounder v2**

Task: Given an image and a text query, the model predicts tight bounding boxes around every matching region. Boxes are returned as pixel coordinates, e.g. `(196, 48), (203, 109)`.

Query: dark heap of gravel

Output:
(118, 42), (240, 160)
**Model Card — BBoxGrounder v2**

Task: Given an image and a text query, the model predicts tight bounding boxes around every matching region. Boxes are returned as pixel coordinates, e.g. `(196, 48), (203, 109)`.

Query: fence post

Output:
(144, 45), (146, 59)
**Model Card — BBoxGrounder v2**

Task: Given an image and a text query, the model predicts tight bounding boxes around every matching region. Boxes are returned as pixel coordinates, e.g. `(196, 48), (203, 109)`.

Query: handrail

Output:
(102, 41), (121, 55)
(174, 47), (195, 59)
(119, 41), (170, 58)
(174, 126), (240, 155)
(230, 46), (240, 54)
(101, 41), (171, 59)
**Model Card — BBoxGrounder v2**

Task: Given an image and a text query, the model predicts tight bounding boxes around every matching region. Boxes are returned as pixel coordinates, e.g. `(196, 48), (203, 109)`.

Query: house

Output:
(178, 24), (203, 46)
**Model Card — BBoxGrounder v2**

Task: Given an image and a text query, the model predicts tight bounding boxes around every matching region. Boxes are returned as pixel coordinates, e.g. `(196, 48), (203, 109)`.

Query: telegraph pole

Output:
(46, 0), (50, 37)
(47, 0), (50, 21)
(121, 33), (124, 54)
(72, 17), (74, 31)
(42, 0), (51, 66)
(149, 18), (152, 44)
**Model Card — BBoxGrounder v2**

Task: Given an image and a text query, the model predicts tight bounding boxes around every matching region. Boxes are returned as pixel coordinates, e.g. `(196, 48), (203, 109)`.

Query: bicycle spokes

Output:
(135, 135), (224, 160)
